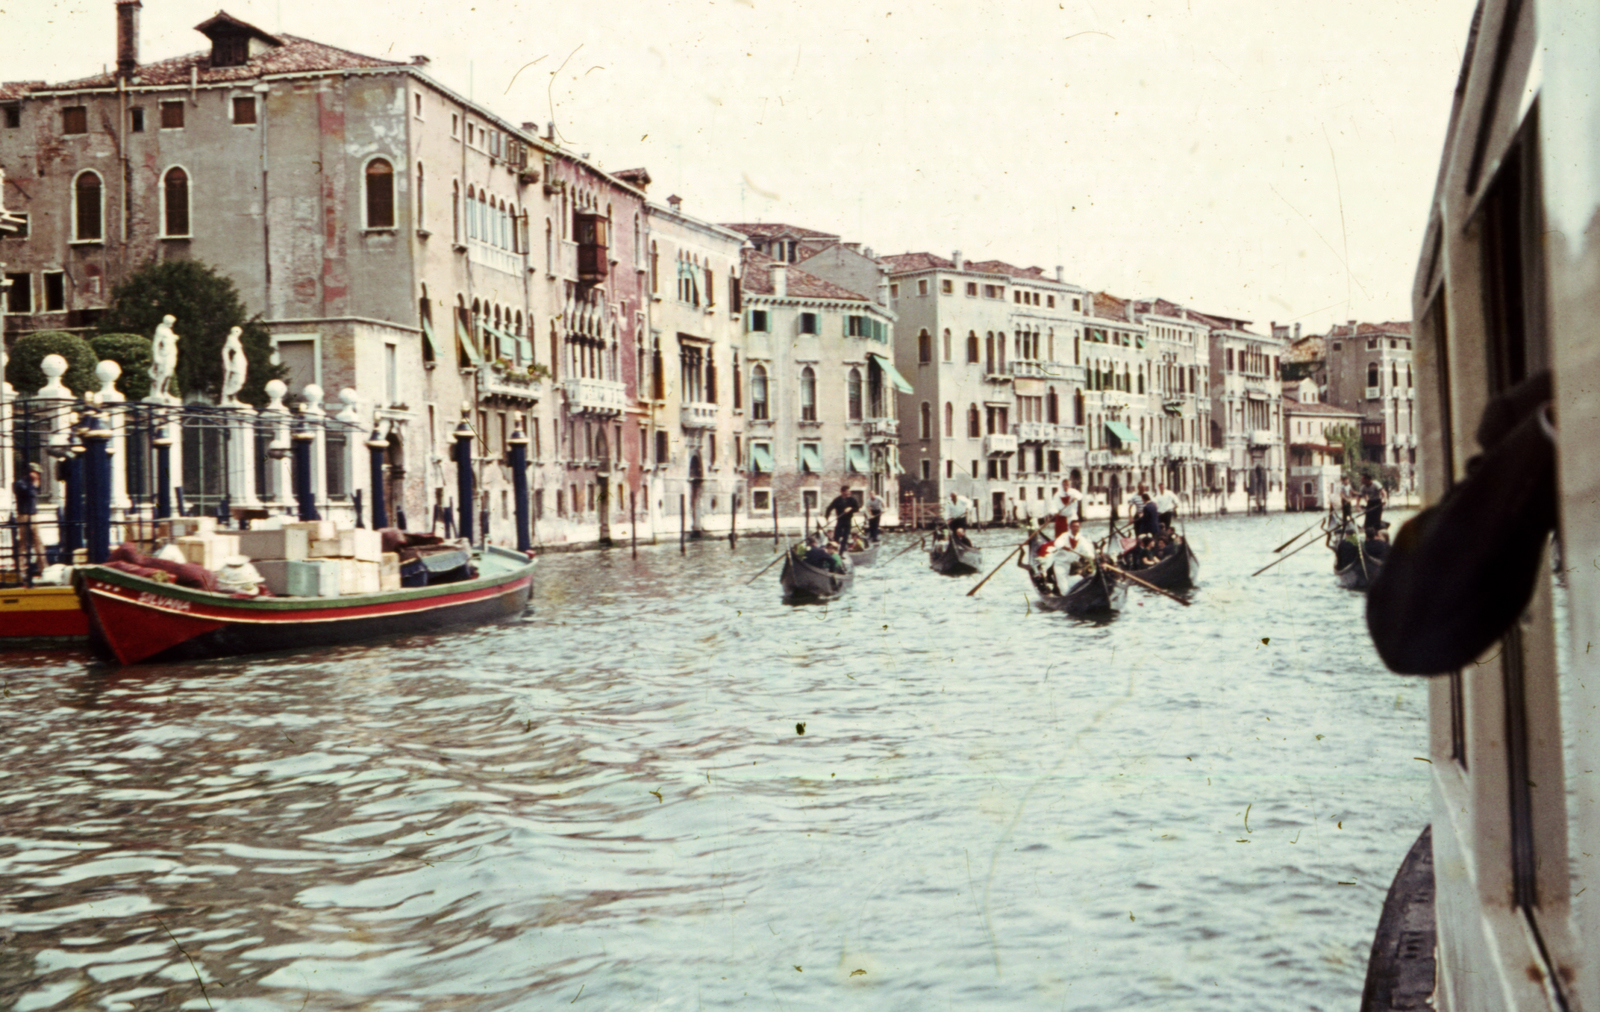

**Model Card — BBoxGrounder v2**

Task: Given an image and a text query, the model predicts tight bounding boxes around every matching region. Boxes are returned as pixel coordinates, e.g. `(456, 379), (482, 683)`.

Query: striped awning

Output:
(869, 352), (913, 394)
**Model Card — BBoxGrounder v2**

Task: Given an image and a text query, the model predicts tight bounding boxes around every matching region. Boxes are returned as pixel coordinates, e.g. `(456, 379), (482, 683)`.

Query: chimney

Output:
(667, 194), (682, 212)
(952, 249), (964, 271)
(1055, 266), (1063, 282)
(410, 55), (430, 67)
(771, 263), (788, 298)
(546, 122), (556, 141)
(116, 0), (141, 80)
(1295, 322), (1301, 340)
(521, 121), (538, 132)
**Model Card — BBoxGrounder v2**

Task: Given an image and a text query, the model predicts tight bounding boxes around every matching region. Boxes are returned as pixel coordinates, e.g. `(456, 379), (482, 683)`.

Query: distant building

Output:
(1284, 396), (1360, 511)
(1201, 310), (1287, 512)
(1322, 320), (1417, 495)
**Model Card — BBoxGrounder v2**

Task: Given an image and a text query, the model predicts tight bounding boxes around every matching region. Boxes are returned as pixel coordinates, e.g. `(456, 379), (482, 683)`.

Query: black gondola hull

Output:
(781, 554), (854, 601)
(928, 539), (983, 575)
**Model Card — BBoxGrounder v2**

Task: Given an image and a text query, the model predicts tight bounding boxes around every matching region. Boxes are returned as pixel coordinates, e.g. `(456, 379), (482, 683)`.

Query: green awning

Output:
(799, 443), (823, 473)
(1105, 420), (1137, 446)
(1162, 402), (1183, 416)
(847, 444), (868, 473)
(456, 316), (483, 366)
(481, 322), (510, 360)
(751, 443), (774, 473)
(869, 352), (913, 394)
(421, 316), (441, 360)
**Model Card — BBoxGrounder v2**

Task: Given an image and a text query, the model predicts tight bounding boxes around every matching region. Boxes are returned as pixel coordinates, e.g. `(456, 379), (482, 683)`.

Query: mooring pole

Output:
(679, 493), (686, 555)
(630, 489), (637, 559)
(454, 414), (475, 544)
(508, 425), (531, 552)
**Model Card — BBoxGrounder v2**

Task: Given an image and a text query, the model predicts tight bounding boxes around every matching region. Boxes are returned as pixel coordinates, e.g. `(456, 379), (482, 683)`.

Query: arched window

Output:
(416, 162), (425, 228)
(1391, 363), (1399, 389)
(1047, 388), (1059, 424)
(919, 401), (931, 440)
(967, 404), (980, 438)
(1136, 369), (1144, 394)
(478, 191), (488, 242)
(465, 186), (477, 239)
(918, 330), (932, 363)
(985, 333), (995, 373)
(161, 167), (190, 237)
(546, 219), (554, 273)
(943, 329), (952, 361)
(944, 402), (953, 436)
(751, 364), (769, 420)
(800, 366), (817, 421)
(1367, 362), (1380, 389)
(847, 367), (863, 420)
(452, 180), (461, 242)
(1407, 364), (1413, 388)
(650, 241), (659, 293)
(967, 332), (979, 363)
(365, 158), (395, 228)
(74, 170), (103, 241)
(1074, 389), (1084, 426)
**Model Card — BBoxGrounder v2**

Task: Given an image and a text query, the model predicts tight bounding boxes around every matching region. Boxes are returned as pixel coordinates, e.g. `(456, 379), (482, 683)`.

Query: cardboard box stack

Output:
(166, 519), (397, 598)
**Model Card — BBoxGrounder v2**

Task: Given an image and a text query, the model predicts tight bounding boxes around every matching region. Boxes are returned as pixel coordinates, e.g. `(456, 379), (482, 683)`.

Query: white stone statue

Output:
(149, 314), (180, 403)
(220, 326), (247, 406)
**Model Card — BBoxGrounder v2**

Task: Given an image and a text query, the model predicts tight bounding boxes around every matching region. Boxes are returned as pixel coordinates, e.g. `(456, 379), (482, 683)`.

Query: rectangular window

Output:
(941, 279), (952, 294)
(753, 489), (771, 512)
(62, 106), (88, 134)
(129, 108), (144, 132)
(750, 309), (769, 332)
(4, 272), (30, 313)
(802, 489), (819, 510)
(160, 100), (184, 129)
(920, 459), (930, 480)
(918, 279), (928, 296)
(42, 272), (65, 312)
(2, 104), (18, 129)
(414, 94), (423, 118)
(1072, 298), (1081, 311)
(984, 285), (1002, 299)
(965, 282), (977, 297)
(800, 312), (819, 335)
(385, 343), (398, 404)
(231, 96), (257, 124)
(451, 113), (460, 137)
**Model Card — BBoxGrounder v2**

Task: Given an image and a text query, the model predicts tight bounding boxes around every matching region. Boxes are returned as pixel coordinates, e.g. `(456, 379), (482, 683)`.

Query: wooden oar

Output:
(886, 534), (928, 564)
(1249, 531), (1325, 577)
(745, 543), (792, 585)
(1271, 509), (1335, 553)
(967, 522), (1048, 597)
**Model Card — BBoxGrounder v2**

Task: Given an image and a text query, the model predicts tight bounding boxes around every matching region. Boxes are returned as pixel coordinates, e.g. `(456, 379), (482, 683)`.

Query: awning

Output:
(869, 352), (913, 394)
(847, 444), (868, 473)
(1162, 403), (1183, 416)
(1104, 420), (1137, 447)
(456, 316), (483, 366)
(799, 443), (823, 473)
(421, 316), (442, 360)
(481, 322), (509, 360)
(750, 443), (774, 474)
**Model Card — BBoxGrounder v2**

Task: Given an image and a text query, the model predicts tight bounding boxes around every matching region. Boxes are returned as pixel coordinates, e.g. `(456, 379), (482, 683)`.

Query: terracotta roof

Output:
(32, 33), (404, 93)
(1284, 398), (1360, 417)
(740, 249), (868, 302)
(0, 81), (47, 100)
(1286, 334), (1326, 362)
(721, 222), (840, 242)
(881, 252), (955, 273)
(1088, 292), (1139, 323)
(965, 259), (1042, 278)
(1323, 320), (1414, 339)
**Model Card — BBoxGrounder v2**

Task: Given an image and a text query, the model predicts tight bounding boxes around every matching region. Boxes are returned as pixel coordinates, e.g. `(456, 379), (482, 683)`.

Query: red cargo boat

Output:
(0, 585), (90, 642)
(74, 545), (534, 664)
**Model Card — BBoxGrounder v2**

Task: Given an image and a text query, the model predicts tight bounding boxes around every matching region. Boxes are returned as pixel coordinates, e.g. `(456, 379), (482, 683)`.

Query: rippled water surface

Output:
(0, 514), (1429, 1010)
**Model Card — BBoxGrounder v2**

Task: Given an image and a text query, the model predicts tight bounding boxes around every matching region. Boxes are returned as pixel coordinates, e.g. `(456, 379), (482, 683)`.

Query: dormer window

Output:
(195, 12), (283, 70)
(214, 34), (248, 67)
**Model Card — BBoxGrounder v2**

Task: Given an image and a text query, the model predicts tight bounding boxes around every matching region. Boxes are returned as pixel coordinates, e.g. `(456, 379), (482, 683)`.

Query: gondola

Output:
(779, 549), (854, 602)
(1128, 539), (1200, 592)
(847, 541), (880, 567)
(74, 544), (535, 665)
(1019, 542), (1127, 616)
(928, 534), (982, 575)
(1336, 552), (1382, 591)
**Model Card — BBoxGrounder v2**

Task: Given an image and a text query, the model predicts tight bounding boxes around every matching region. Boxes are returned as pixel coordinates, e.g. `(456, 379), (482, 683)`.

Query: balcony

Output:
(1053, 425), (1086, 448)
(1248, 429), (1277, 448)
(563, 377), (627, 416)
(983, 433), (1018, 457)
(1404, 432), (1417, 447)
(479, 364), (539, 402)
(983, 369), (1013, 384)
(681, 401), (717, 430)
(467, 239), (522, 277)
(1166, 441), (1196, 459)
(1365, 386), (1382, 400)
(1015, 421), (1054, 443)
(864, 417), (898, 441)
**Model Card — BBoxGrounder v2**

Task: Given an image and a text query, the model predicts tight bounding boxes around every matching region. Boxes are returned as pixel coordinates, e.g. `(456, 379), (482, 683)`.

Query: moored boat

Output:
(928, 535), (982, 575)
(779, 549), (853, 602)
(75, 544), (535, 665)
(0, 584), (89, 642)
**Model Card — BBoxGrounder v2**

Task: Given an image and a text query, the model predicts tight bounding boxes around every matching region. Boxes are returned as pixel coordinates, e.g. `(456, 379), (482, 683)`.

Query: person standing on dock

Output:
(12, 462), (44, 575)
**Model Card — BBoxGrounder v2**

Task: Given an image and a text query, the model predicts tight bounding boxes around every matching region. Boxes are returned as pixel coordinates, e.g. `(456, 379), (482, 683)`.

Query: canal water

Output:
(0, 513), (1429, 1011)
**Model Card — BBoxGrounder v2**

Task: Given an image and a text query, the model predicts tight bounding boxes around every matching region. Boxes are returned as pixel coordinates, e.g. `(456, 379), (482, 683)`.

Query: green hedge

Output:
(4, 331), (98, 396)
(89, 333), (153, 401)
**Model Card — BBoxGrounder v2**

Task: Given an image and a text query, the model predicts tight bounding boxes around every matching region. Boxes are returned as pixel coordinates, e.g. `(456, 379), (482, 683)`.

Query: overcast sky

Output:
(9, 0), (1475, 335)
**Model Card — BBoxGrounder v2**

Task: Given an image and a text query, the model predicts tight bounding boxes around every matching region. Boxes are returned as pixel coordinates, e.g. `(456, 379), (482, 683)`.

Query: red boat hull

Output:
(76, 549), (534, 664)
(0, 586), (90, 641)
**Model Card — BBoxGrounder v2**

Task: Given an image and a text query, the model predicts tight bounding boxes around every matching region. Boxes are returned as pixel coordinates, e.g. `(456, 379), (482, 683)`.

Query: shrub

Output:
(89, 333), (154, 401)
(4, 331), (97, 396)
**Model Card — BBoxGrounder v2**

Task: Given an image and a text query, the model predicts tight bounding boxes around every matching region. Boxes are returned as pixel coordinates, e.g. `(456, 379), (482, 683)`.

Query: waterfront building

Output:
(1130, 298), (1218, 512)
(733, 247), (900, 528)
(1079, 292), (1157, 512)
(641, 196), (747, 538)
(1200, 310), (1287, 512)
(877, 251), (1087, 524)
(1321, 320), (1418, 498)
(0, 4), (648, 546)
(1283, 391), (1360, 512)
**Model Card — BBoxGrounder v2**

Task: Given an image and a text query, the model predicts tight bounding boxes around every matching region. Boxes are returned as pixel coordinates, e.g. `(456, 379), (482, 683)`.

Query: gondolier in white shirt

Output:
(945, 491), (973, 545)
(1154, 484), (1179, 530)
(1049, 478), (1083, 537)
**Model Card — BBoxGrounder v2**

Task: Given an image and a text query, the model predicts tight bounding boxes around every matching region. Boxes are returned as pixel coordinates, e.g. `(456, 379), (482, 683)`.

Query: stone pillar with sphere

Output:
(301, 383), (328, 519)
(260, 379), (292, 513)
(93, 359), (132, 518)
(334, 388), (364, 526)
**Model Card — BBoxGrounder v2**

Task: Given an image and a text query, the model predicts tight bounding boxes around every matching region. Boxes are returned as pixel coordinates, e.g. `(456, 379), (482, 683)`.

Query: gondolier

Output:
(1360, 476), (1387, 534)
(865, 489), (886, 542)
(945, 491), (973, 540)
(1133, 485), (1161, 537)
(825, 486), (860, 545)
(1155, 484), (1179, 530)
(1050, 478), (1083, 537)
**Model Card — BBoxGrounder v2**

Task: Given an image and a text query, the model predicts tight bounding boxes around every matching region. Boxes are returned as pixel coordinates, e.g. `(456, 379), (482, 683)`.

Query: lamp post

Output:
(453, 413), (475, 544)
